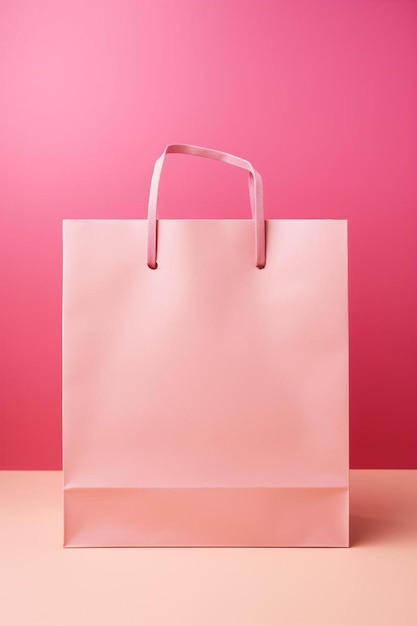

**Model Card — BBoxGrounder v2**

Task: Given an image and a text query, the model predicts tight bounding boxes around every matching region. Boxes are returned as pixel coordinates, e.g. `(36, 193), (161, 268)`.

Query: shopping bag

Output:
(63, 144), (349, 547)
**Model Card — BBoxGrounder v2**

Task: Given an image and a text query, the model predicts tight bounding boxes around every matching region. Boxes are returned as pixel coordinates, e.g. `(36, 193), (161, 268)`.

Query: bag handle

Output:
(147, 144), (266, 269)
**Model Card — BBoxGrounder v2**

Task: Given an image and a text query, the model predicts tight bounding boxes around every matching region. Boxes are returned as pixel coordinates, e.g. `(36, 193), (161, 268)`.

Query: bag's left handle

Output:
(146, 144), (266, 269)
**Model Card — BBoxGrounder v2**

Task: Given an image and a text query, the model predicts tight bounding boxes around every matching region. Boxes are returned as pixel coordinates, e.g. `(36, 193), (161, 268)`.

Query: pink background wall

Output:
(1, 0), (416, 469)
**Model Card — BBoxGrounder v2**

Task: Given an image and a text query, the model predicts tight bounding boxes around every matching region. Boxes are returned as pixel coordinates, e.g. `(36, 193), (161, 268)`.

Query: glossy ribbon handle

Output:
(147, 144), (266, 269)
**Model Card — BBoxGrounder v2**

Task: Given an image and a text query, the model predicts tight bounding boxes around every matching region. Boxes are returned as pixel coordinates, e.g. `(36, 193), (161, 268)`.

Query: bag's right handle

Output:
(147, 144), (266, 269)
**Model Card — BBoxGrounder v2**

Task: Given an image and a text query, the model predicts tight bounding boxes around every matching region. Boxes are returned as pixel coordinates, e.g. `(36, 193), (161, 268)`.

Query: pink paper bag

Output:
(63, 144), (349, 547)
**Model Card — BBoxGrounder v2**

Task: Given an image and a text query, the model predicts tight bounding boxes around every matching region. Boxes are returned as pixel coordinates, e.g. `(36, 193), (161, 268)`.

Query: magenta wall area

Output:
(1, 0), (416, 469)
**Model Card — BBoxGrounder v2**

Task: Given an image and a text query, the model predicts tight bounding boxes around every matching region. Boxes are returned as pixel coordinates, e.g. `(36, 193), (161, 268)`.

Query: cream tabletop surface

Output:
(1, 470), (416, 626)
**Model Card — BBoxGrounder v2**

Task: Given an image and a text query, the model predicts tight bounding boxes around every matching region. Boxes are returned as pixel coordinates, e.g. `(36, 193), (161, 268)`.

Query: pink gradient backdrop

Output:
(0, 0), (416, 469)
